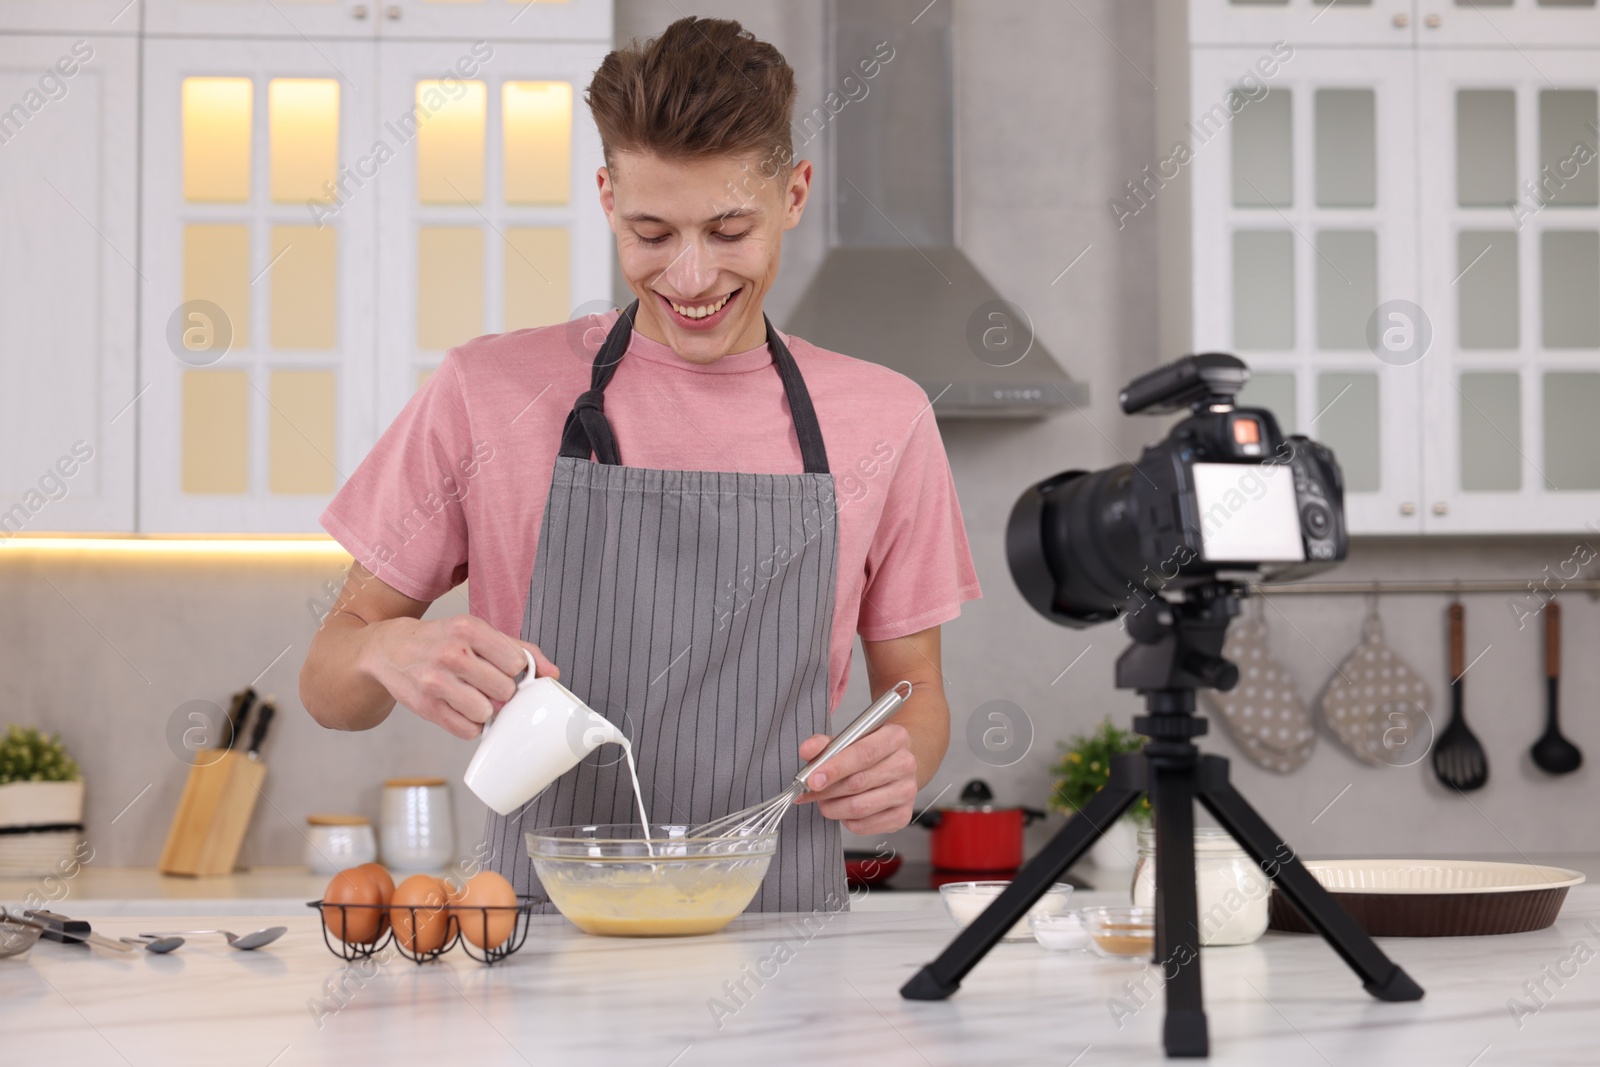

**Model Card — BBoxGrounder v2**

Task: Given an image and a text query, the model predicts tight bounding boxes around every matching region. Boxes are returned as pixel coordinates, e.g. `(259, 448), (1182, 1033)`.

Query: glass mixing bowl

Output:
(526, 824), (777, 937)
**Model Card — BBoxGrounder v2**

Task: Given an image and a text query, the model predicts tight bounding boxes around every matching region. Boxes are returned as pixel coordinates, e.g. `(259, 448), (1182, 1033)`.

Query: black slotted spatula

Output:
(1433, 601), (1488, 792)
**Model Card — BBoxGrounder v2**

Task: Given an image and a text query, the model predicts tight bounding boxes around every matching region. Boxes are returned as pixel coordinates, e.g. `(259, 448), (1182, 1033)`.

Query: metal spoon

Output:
(124, 935), (184, 954)
(1433, 601), (1488, 792)
(1531, 601), (1583, 775)
(139, 927), (286, 950)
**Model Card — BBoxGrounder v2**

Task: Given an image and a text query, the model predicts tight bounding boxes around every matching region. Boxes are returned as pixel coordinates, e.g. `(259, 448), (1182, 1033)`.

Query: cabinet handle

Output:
(1392, 12), (1409, 27)
(351, 3), (368, 16)
(1399, 502), (1416, 516)
(385, 3), (402, 17)
(1424, 13), (1442, 28)
(1432, 502), (1449, 516)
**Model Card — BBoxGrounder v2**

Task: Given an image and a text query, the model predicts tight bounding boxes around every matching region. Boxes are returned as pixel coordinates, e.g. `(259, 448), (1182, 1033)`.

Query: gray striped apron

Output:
(485, 301), (845, 914)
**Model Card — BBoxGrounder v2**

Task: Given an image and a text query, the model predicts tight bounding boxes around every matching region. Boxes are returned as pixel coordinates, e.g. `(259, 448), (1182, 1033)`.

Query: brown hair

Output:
(586, 17), (796, 170)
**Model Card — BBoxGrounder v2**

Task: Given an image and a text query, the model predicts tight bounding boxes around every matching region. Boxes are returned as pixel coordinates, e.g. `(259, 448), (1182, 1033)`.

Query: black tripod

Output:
(900, 585), (1423, 1058)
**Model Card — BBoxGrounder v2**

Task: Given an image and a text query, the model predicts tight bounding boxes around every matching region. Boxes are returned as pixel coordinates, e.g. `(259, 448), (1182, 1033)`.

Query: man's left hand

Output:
(794, 723), (918, 834)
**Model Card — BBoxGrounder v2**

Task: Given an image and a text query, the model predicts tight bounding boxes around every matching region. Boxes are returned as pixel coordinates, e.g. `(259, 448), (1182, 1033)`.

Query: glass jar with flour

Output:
(1130, 826), (1269, 946)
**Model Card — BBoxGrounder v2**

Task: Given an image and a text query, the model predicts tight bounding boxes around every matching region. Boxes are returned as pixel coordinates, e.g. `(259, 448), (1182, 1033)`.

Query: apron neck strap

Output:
(558, 300), (831, 474)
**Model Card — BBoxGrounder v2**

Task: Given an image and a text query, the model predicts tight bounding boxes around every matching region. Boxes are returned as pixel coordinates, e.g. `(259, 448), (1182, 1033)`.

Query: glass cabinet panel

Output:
(268, 78), (339, 204)
(1315, 89), (1376, 207)
(1232, 89), (1292, 207)
(504, 227), (570, 330)
(1233, 230), (1296, 349)
(1544, 372), (1600, 489)
(269, 225), (337, 349)
(1538, 90), (1599, 207)
(1541, 230), (1600, 348)
(1458, 372), (1522, 491)
(1235, 371), (1297, 435)
(268, 370), (337, 494)
(1315, 372), (1380, 491)
(1456, 90), (1516, 207)
(1316, 229), (1378, 350)
(182, 77), (252, 203)
(1457, 231), (1520, 348)
(182, 371), (249, 494)
(416, 226), (485, 349)
(416, 80), (487, 204)
(183, 224), (250, 346)
(503, 81), (572, 205)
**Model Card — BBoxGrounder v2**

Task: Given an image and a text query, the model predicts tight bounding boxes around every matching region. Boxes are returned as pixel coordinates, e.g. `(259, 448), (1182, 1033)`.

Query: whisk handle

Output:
(794, 681), (913, 788)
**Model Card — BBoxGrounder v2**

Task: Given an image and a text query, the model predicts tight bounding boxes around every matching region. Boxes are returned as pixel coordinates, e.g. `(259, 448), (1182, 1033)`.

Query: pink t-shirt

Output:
(320, 310), (982, 711)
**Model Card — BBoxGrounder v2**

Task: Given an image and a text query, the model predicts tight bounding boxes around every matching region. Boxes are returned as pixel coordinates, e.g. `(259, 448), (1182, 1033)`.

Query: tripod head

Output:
(1117, 582), (1245, 719)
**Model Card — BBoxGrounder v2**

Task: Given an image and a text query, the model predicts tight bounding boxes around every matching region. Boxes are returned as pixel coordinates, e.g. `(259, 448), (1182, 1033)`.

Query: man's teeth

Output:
(669, 292), (734, 319)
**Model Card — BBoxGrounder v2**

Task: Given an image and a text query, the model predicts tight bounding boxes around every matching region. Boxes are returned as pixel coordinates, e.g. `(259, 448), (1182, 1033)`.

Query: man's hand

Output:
(794, 722), (918, 834)
(361, 615), (559, 740)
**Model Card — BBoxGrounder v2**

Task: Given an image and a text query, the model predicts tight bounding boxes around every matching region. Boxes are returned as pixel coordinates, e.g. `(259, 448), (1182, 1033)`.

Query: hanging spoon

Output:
(1531, 601), (1582, 775)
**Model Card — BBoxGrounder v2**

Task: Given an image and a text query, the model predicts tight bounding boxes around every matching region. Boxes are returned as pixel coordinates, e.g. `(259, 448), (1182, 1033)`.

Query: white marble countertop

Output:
(4, 885), (1599, 1066)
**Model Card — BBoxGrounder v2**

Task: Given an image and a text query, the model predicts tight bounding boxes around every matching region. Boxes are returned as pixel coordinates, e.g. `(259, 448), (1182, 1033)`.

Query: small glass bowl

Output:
(1082, 905), (1156, 960)
(1029, 909), (1088, 952)
(939, 880), (1074, 942)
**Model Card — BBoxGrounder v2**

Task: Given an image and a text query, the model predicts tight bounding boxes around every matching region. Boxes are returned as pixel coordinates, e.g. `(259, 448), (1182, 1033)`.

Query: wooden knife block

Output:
(159, 750), (265, 877)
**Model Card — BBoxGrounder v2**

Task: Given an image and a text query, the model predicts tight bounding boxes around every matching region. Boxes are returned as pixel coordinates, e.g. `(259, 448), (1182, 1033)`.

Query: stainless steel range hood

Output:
(785, 0), (1086, 419)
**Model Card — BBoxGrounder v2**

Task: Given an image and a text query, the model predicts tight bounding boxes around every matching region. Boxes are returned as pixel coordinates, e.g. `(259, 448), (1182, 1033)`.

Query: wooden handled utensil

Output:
(1432, 601), (1488, 792)
(1531, 601), (1582, 775)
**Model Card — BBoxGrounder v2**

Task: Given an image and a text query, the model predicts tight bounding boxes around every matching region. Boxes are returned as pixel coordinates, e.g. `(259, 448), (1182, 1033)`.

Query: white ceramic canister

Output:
(462, 648), (625, 816)
(380, 778), (455, 872)
(304, 814), (377, 874)
(1130, 826), (1270, 945)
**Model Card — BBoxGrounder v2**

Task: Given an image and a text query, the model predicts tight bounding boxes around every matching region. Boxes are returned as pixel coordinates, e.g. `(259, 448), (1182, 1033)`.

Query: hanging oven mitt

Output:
(1320, 601), (1433, 767)
(1203, 599), (1316, 773)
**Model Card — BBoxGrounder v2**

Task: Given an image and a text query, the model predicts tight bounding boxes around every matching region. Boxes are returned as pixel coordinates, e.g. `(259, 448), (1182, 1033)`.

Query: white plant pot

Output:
(1084, 816), (1139, 870)
(0, 780), (84, 828)
(0, 780), (86, 878)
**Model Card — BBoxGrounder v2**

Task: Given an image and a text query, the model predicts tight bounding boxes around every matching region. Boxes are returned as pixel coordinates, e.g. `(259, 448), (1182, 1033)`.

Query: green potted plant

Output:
(0, 726), (84, 877)
(1049, 717), (1150, 868)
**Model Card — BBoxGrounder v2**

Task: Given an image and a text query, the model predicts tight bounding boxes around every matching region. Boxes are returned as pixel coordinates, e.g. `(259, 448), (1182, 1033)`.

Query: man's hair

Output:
(586, 17), (796, 172)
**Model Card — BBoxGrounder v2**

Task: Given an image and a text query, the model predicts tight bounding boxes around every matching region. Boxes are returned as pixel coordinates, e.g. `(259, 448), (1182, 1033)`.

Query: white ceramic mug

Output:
(463, 649), (625, 816)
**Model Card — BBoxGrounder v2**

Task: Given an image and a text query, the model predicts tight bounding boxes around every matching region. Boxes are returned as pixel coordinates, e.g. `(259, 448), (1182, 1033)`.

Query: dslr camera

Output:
(1007, 353), (1347, 628)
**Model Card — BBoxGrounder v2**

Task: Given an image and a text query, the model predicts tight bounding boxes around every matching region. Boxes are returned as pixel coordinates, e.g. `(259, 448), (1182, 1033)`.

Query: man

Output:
(300, 17), (980, 912)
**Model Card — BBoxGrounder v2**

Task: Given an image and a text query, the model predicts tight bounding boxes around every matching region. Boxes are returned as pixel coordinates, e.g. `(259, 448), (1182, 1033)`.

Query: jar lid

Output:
(1135, 825), (1246, 855)
(306, 813), (370, 826)
(384, 777), (447, 788)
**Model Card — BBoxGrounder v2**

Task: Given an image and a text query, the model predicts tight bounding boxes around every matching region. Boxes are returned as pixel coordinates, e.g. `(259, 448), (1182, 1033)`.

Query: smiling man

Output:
(300, 17), (981, 912)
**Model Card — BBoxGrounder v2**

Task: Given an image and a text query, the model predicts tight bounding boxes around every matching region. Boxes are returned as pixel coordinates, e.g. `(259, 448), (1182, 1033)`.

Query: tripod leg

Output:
(1196, 756), (1424, 1002)
(1148, 751), (1209, 1058)
(900, 761), (1142, 1001)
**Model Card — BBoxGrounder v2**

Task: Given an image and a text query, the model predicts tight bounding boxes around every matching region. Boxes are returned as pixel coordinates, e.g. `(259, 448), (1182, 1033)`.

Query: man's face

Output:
(598, 149), (811, 363)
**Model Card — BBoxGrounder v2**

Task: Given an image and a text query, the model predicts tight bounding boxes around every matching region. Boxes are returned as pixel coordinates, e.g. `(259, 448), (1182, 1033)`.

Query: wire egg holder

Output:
(306, 895), (544, 965)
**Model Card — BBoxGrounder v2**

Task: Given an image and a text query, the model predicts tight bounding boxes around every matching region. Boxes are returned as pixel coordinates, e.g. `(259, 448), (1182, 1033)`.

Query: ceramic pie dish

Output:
(1268, 859), (1585, 937)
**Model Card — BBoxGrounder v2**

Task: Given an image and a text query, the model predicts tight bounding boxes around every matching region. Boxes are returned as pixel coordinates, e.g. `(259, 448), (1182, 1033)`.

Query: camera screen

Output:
(1191, 462), (1305, 563)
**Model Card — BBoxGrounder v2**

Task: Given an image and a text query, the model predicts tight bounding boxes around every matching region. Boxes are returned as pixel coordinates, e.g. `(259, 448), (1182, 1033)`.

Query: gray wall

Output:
(3, 1), (1595, 873)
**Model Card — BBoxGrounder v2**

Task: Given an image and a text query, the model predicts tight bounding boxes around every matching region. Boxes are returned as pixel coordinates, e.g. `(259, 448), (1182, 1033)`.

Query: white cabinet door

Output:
(1416, 0), (1600, 47)
(376, 0), (610, 42)
(1417, 49), (1600, 532)
(0, 1), (143, 32)
(373, 39), (611, 432)
(0, 34), (137, 533)
(1190, 47), (1424, 533)
(1188, 0), (1417, 46)
(139, 36), (377, 532)
(144, 0), (375, 38)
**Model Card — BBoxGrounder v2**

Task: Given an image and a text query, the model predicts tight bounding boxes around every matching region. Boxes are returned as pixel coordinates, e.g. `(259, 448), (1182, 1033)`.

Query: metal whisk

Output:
(688, 681), (913, 839)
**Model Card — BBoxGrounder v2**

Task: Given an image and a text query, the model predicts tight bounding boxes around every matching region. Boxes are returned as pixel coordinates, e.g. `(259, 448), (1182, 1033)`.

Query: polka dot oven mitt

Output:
(1320, 607), (1433, 767)
(1203, 602), (1316, 773)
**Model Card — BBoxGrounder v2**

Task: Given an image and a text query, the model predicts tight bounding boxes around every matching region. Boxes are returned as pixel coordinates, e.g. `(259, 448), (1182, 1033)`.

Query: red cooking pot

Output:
(915, 779), (1047, 872)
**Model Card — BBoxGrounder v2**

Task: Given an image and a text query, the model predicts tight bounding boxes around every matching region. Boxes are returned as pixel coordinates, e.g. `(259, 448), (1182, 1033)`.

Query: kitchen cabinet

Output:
(1187, 0), (1417, 47)
(373, 39), (612, 430)
(1185, 3), (1600, 533)
(1416, 0), (1600, 47)
(133, 31), (609, 533)
(143, 0), (611, 43)
(0, 34), (139, 533)
(0, 1), (143, 34)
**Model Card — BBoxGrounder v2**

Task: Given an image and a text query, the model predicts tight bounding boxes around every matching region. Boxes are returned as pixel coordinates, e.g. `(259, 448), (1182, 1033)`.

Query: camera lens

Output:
(1301, 502), (1332, 539)
(1007, 466), (1151, 627)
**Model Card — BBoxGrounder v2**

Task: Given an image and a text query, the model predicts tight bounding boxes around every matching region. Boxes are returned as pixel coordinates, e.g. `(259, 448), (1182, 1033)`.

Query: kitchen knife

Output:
(19, 909), (135, 953)
(246, 697), (276, 761)
(222, 687), (257, 751)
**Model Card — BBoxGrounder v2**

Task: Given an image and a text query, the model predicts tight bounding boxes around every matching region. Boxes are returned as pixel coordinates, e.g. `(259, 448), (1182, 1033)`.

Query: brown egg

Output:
(355, 863), (396, 937)
(450, 871), (519, 949)
(390, 874), (452, 954)
(322, 869), (382, 945)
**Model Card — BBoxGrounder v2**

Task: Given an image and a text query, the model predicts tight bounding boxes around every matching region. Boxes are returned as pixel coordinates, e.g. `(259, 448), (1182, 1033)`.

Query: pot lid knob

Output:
(959, 779), (994, 803)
